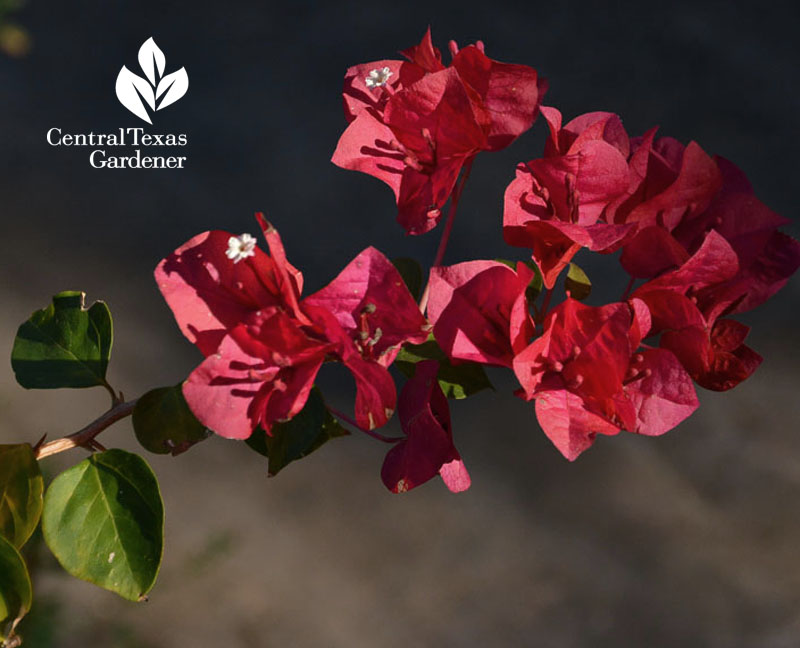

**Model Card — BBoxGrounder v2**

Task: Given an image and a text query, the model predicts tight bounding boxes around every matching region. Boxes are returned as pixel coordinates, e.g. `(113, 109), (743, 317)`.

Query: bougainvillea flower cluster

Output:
(157, 29), (799, 494)
(332, 27), (546, 235)
(156, 213), (428, 439)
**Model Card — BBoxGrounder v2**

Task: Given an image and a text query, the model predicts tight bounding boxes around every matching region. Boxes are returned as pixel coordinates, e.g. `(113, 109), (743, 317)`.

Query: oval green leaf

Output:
(132, 385), (211, 456)
(245, 387), (348, 476)
(11, 291), (113, 389)
(565, 263), (592, 301)
(0, 444), (44, 548)
(0, 534), (32, 641)
(42, 449), (163, 602)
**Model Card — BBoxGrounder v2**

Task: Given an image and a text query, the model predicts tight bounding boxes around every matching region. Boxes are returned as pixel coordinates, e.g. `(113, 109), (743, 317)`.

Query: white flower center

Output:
(226, 233), (257, 263)
(365, 66), (393, 89)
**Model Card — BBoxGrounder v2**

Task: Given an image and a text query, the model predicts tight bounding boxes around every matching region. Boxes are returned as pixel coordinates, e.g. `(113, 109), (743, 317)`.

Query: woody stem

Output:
(34, 399), (138, 460)
(418, 156), (476, 315)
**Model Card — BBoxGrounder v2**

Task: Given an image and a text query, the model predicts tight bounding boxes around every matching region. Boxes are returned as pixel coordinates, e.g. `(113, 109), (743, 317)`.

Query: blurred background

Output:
(1, 1), (799, 646)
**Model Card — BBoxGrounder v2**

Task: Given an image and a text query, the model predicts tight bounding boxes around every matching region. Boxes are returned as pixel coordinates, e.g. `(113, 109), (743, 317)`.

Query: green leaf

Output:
(391, 257), (424, 301)
(565, 262), (592, 301)
(132, 385), (211, 456)
(42, 449), (164, 602)
(0, 534), (32, 642)
(245, 387), (349, 476)
(11, 291), (113, 390)
(495, 258), (543, 301)
(395, 336), (493, 399)
(0, 444), (43, 548)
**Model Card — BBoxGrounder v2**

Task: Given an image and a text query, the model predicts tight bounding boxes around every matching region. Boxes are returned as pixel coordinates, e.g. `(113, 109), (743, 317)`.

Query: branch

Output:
(34, 399), (138, 460)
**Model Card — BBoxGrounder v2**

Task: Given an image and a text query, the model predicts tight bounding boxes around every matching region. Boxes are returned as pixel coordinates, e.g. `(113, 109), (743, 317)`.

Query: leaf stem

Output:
(418, 156), (476, 315)
(327, 407), (402, 444)
(101, 379), (120, 406)
(34, 399), (138, 460)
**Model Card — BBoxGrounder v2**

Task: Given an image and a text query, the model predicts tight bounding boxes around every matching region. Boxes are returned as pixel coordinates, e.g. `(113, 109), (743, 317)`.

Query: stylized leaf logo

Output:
(115, 37), (188, 124)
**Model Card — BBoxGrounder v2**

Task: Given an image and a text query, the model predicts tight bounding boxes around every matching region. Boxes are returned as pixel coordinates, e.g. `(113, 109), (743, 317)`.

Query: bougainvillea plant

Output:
(1, 27), (798, 645)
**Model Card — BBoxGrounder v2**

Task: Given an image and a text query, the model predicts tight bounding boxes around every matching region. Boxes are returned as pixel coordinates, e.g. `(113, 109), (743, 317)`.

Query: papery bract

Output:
(503, 108), (633, 287)
(303, 246), (429, 367)
(183, 313), (331, 439)
(451, 43), (546, 151)
(514, 298), (632, 408)
(334, 28), (544, 235)
(631, 233), (763, 392)
(155, 217), (305, 356)
(381, 360), (469, 493)
(513, 299), (633, 458)
(620, 348), (699, 436)
(533, 389), (621, 461)
(671, 157), (800, 314)
(156, 215), (426, 438)
(515, 298), (700, 459)
(609, 135), (722, 232)
(427, 260), (534, 367)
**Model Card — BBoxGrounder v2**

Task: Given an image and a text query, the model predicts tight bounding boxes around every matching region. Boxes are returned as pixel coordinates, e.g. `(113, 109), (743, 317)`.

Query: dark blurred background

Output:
(1, 1), (799, 646)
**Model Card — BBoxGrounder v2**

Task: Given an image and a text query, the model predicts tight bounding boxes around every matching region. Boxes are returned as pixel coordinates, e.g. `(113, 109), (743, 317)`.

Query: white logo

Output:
(115, 37), (188, 125)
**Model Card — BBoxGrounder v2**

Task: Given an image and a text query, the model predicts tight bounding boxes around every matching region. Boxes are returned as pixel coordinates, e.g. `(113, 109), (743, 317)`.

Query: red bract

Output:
(619, 348), (699, 437)
(450, 41), (547, 151)
(672, 157), (800, 314)
(631, 232), (763, 391)
(513, 299), (632, 459)
(608, 133), (722, 232)
(426, 260), (534, 367)
(514, 299), (698, 459)
(155, 219), (306, 357)
(660, 316), (762, 392)
(633, 286), (762, 392)
(618, 149), (800, 306)
(381, 360), (470, 493)
(333, 28), (545, 235)
(156, 215), (424, 438)
(303, 246), (429, 367)
(183, 312), (332, 439)
(333, 71), (482, 235)
(503, 108), (633, 288)
(514, 299), (632, 413)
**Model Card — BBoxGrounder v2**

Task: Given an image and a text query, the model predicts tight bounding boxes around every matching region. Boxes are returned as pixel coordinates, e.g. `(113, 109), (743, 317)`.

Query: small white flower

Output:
(365, 66), (393, 89)
(226, 233), (257, 263)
